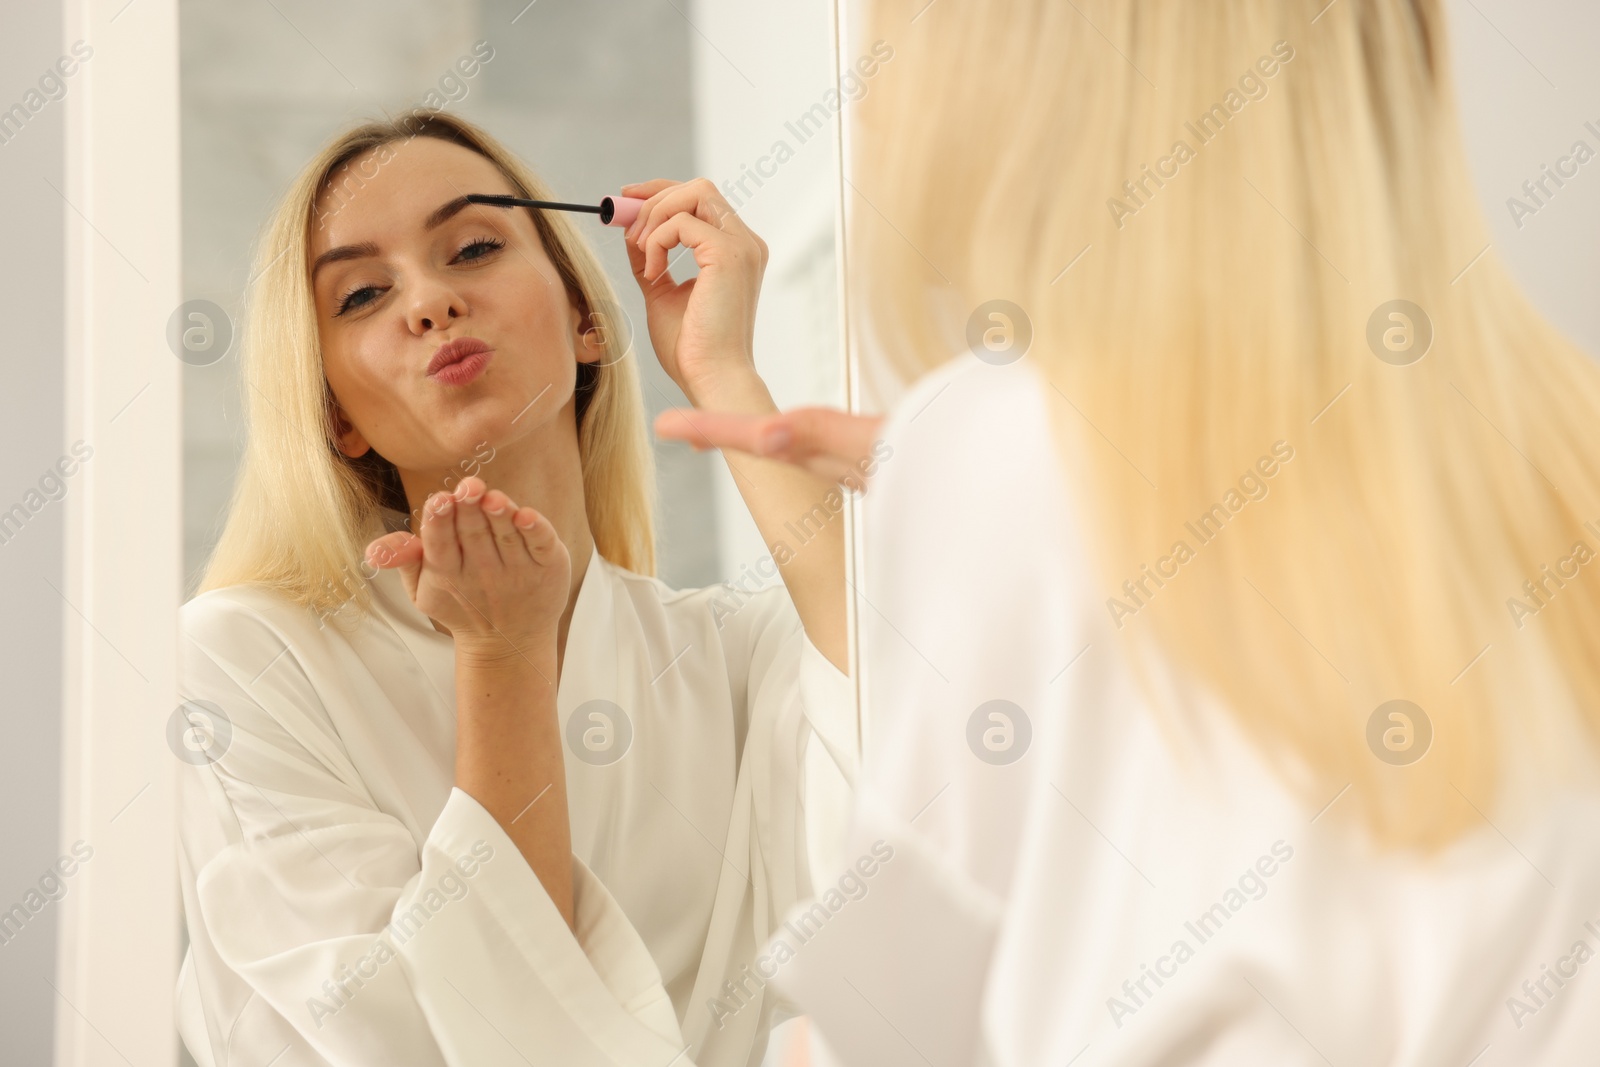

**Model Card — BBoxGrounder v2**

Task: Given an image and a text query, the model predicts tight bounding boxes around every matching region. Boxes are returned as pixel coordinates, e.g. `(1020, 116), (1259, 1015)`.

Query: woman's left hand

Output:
(621, 178), (768, 407)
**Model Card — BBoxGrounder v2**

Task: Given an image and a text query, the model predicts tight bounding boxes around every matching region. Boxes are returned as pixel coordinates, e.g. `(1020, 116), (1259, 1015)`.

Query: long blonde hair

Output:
(202, 112), (656, 618)
(857, 0), (1600, 846)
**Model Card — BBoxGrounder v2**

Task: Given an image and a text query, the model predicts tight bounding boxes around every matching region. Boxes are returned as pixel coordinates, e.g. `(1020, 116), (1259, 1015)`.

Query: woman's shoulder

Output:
(881, 353), (1056, 458)
(871, 355), (1079, 572)
(180, 582), (332, 659)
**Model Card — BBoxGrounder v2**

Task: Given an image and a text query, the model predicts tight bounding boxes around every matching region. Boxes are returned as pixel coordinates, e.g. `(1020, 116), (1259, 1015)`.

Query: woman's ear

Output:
(330, 402), (371, 458)
(575, 307), (606, 365)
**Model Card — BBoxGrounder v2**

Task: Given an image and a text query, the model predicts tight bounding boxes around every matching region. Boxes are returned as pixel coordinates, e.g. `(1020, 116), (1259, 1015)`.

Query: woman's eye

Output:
(455, 238), (504, 263)
(328, 240), (501, 318)
(335, 285), (383, 316)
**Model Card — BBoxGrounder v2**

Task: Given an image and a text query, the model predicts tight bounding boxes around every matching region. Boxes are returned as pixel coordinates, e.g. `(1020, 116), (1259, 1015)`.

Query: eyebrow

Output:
(310, 196), (497, 281)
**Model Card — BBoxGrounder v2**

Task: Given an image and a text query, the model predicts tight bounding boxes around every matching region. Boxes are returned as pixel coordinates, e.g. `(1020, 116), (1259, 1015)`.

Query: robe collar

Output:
(366, 505), (620, 718)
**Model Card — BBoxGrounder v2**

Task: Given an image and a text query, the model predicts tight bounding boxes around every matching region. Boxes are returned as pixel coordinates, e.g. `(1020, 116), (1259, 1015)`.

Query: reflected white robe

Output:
(174, 533), (856, 1067)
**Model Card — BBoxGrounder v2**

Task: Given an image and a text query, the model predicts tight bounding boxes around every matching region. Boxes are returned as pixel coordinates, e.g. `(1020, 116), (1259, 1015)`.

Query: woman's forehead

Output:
(310, 138), (518, 252)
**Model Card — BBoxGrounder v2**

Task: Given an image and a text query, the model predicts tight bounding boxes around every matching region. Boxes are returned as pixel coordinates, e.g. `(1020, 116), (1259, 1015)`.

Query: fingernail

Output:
(760, 426), (793, 452)
(434, 494), (453, 514)
(484, 499), (506, 515)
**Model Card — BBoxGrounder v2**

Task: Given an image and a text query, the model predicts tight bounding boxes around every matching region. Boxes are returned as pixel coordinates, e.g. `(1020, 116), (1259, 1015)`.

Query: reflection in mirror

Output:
(175, 2), (852, 1065)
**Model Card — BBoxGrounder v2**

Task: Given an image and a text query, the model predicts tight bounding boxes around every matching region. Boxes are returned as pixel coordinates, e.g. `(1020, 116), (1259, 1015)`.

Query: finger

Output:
(420, 491), (461, 574)
(654, 406), (867, 459)
(634, 178), (745, 251)
(366, 531), (422, 569)
(624, 228), (678, 295)
(481, 488), (529, 566)
(366, 532), (423, 598)
(655, 406), (889, 487)
(642, 212), (743, 284)
(627, 177), (745, 250)
(619, 177), (679, 235)
(513, 505), (563, 564)
(621, 178), (684, 241)
(778, 408), (887, 469)
(619, 178), (678, 201)
(633, 177), (742, 248)
(450, 476), (499, 573)
(654, 408), (771, 453)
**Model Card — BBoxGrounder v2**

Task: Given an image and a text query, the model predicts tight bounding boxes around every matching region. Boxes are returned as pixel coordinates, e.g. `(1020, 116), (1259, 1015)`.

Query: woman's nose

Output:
(406, 283), (466, 333)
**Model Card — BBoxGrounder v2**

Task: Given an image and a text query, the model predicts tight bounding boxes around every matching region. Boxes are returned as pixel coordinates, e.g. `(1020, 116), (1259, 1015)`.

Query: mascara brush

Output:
(464, 193), (645, 229)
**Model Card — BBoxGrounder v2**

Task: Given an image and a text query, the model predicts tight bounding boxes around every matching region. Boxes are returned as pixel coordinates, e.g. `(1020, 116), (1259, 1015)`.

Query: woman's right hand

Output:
(654, 405), (887, 488)
(365, 475), (570, 662)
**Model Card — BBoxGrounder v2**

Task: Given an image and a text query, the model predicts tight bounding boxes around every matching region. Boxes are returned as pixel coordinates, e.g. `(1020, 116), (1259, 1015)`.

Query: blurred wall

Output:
(0, 0), (65, 1062)
(1448, 0), (1600, 356)
(689, 0), (846, 579)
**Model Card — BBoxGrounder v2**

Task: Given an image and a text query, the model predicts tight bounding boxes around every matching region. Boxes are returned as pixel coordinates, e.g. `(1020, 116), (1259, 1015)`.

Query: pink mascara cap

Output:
(600, 196), (644, 228)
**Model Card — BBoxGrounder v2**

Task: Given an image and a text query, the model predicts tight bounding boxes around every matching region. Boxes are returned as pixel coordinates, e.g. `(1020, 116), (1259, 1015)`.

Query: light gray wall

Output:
(1448, 0), (1600, 356)
(0, 0), (65, 1062)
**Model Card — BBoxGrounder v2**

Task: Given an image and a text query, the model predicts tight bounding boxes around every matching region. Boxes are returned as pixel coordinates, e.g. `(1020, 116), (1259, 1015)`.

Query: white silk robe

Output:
(174, 531), (856, 1067)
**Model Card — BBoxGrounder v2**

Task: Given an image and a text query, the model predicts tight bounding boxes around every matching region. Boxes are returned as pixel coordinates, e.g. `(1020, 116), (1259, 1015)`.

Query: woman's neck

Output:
(395, 404), (596, 665)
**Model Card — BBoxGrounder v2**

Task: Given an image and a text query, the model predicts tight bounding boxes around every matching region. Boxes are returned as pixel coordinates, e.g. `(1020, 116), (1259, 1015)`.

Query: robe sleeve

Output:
(663, 586), (857, 1062)
(177, 596), (697, 1067)
(741, 598), (860, 921)
(799, 632), (861, 880)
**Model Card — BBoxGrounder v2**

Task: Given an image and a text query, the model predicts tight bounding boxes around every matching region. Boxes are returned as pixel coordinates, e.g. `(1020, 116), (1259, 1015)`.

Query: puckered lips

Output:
(426, 337), (494, 386)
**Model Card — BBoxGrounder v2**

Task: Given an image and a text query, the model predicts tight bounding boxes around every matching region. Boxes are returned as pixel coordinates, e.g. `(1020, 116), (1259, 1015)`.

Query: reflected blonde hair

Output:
(858, 0), (1600, 846)
(202, 112), (655, 616)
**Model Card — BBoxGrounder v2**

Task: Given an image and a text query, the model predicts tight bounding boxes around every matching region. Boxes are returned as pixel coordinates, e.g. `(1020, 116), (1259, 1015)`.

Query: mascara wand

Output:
(464, 193), (645, 229)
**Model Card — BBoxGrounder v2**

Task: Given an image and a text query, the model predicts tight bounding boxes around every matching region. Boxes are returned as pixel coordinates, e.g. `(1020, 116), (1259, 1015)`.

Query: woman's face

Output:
(309, 136), (597, 474)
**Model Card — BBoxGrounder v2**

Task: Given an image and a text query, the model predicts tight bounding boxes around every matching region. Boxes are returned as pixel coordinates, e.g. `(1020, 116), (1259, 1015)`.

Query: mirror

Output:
(173, 1), (852, 1065)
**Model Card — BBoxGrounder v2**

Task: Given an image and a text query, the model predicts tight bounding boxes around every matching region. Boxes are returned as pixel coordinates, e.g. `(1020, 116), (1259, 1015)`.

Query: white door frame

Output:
(57, 0), (182, 1064)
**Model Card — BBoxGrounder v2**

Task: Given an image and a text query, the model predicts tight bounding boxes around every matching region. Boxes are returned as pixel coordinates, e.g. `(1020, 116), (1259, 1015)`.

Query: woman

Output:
(174, 112), (855, 1067)
(665, 1), (1600, 1064)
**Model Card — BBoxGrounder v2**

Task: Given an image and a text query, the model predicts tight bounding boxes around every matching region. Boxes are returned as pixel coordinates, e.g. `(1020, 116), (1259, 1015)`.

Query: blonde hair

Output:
(201, 112), (656, 617)
(857, 0), (1600, 846)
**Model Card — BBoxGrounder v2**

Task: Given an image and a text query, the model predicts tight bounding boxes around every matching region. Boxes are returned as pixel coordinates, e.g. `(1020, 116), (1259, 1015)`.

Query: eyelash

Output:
(332, 237), (507, 317)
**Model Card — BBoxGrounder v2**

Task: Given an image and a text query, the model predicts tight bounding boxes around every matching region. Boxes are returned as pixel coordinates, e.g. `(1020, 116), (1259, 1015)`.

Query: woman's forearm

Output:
(692, 372), (849, 671)
(453, 645), (575, 929)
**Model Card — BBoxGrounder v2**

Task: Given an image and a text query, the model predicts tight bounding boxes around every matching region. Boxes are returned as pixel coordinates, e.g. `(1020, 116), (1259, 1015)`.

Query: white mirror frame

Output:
(51, 1), (865, 1061)
(57, 0), (182, 1063)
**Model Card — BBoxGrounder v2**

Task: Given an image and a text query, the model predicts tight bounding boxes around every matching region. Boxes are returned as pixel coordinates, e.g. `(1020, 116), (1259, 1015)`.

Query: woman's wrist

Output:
(686, 361), (775, 415)
(454, 633), (559, 675)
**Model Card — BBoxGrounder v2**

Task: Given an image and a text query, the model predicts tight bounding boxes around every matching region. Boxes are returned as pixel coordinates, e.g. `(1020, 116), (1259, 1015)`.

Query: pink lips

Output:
(426, 337), (493, 386)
